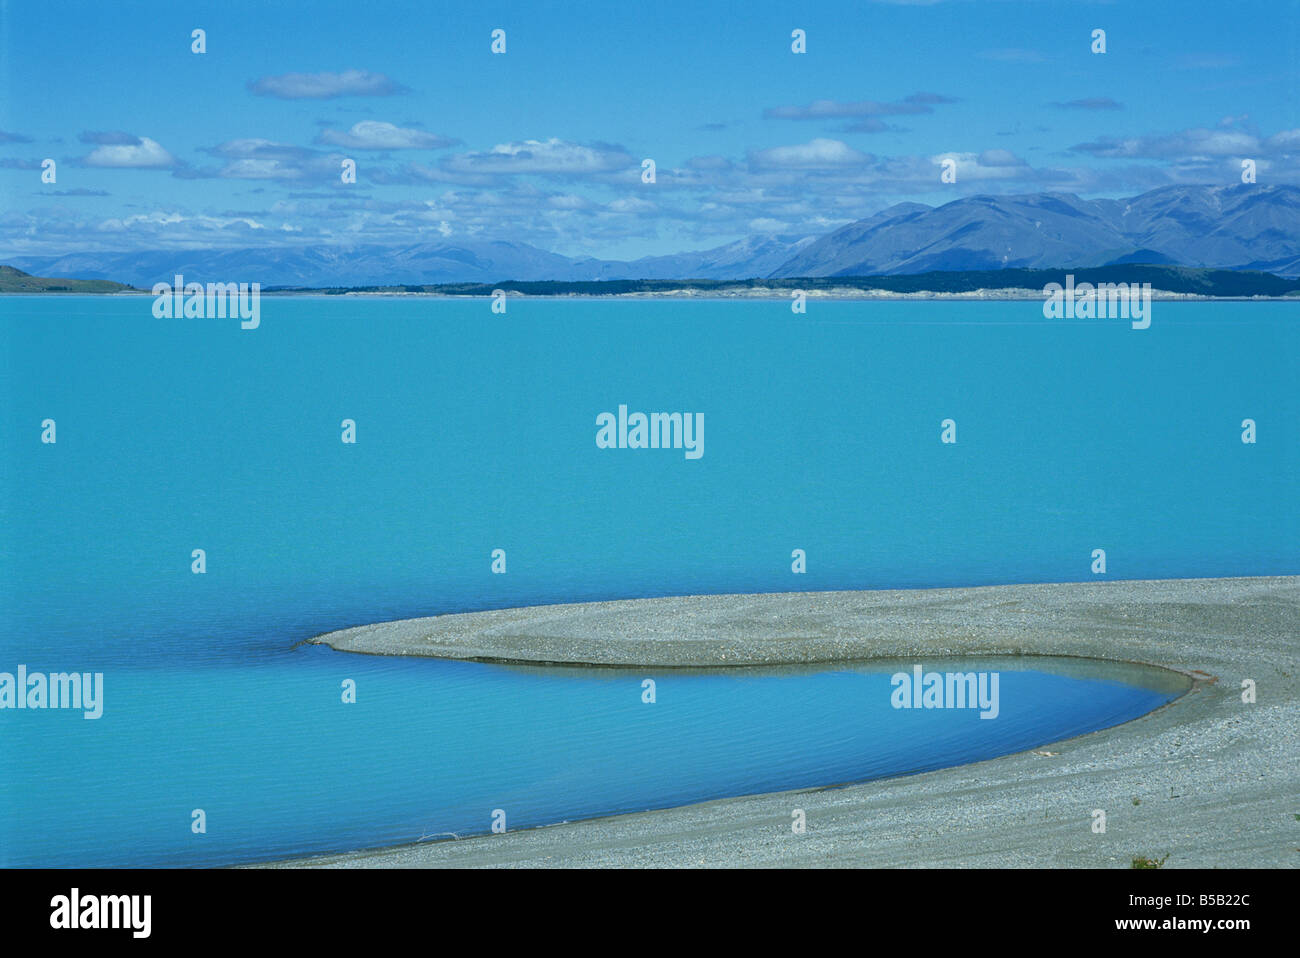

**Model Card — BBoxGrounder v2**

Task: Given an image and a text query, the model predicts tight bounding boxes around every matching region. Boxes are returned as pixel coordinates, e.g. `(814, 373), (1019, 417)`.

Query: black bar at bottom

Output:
(0, 867), (1282, 945)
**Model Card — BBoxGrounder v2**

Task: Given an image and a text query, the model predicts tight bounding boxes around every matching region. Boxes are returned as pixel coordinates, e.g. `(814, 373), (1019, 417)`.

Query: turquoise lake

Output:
(0, 296), (1295, 866)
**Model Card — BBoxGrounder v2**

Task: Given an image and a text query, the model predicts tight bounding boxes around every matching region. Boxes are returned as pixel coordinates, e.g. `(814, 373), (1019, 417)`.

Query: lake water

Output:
(0, 296), (1294, 865)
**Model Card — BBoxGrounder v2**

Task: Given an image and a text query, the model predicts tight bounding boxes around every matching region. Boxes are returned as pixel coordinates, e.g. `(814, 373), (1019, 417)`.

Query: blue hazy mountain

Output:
(7, 185), (1298, 285)
(770, 184), (1300, 278)
(569, 234), (820, 282)
(6, 242), (582, 289)
(6, 234), (818, 288)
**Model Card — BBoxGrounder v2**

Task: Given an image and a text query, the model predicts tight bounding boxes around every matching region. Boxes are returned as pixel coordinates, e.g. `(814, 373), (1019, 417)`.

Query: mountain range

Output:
(7, 184), (1298, 287)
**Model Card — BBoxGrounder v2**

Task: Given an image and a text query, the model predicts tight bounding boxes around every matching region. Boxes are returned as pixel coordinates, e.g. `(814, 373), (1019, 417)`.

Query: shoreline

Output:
(287, 289), (1295, 301)
(272, 576), (1299, 868)
(306, 576), (1295, 669)
(4, 289), (1296, 302)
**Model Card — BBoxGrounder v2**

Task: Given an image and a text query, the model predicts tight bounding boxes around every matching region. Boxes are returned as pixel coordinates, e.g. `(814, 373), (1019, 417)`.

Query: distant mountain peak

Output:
(769, 183), (1300, 279)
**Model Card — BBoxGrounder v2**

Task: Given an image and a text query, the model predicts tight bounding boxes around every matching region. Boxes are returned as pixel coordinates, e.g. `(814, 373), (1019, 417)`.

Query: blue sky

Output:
(2, 0), (1297, 259)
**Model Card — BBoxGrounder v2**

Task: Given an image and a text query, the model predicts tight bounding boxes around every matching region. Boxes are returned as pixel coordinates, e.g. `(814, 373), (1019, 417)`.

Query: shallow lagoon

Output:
(2, 649), (1187, 867)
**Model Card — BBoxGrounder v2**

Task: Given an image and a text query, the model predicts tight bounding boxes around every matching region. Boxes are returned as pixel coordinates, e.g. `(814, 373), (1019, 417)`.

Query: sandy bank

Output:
(276, 576), (1298, 868)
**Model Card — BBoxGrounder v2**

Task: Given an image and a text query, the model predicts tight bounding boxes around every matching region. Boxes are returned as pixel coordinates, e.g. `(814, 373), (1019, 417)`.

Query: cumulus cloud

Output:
(194, 138), (354, 182)
(315, 121), (457, 150)
(0, 130), (33, 144)
(1265, 129), (1300, 151)
(247, 69), (408, 99)
(204, 139), (318, 162)
(95, 210), (268, 235)
(749, 138), (872, 170)
(1071, 126), (1289, 159)
(927, 150), (1030, 181)
(440, 138), (635, 175)
(80, 136), (177, 168)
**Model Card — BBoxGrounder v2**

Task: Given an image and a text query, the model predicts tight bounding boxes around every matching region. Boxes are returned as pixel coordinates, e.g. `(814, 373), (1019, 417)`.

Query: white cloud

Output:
(81, 136), (177, 169)
(1263, 129), (1300, 151)
(930, 151), (1027, 180)
(206, 139), (315, 161)
(1073, 128), (1266, 159)
(315, 122), (456, 150)
(749, 139), (871, 170)
(95, 211), (266, 233)
(977, 148), (1025, 168)
(442, 138), (634, 175)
